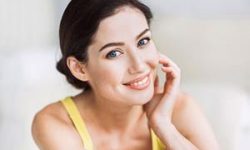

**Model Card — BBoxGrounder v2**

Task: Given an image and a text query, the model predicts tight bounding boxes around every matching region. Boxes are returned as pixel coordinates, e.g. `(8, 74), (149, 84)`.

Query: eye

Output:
(137, 37), (150, 47)
(106, 50), (122, 59)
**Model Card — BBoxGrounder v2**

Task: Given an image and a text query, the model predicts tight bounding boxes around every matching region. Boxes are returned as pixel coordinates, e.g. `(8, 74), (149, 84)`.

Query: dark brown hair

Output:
(56, 0), (153, 90)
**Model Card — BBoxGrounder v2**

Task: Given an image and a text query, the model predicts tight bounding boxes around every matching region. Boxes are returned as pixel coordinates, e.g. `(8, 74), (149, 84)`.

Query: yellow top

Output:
(61, 97), (165, 150)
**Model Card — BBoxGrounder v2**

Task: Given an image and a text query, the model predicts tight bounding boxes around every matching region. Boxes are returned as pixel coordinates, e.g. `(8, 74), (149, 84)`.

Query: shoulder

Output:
(172, 91), (197, 131)
(31, 101), (84, 149)
(172, 91), (219, 149)
(173, 91), (193, 111)
(172, 91), (207, 132)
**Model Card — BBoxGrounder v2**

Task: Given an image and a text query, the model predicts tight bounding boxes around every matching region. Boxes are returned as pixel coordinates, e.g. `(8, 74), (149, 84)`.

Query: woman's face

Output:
(85, 6), (159, 105)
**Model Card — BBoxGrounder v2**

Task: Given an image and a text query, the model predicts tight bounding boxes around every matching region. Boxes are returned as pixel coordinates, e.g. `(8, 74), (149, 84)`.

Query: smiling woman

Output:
(31, 0), (219, 150)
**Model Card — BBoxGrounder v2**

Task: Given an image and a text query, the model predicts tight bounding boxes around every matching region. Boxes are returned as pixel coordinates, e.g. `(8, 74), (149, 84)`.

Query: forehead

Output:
(91, 6), (149, 44)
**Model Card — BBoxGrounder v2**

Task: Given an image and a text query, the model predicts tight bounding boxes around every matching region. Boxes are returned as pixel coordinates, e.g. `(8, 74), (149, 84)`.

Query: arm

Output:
(171, 93), (220, 150)
(144, 53), (219, 150)
(149, 94), (219, 150)
(149, 93), (200, 150)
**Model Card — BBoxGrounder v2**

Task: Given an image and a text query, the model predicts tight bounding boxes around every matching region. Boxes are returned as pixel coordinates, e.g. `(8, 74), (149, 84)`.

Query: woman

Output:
(32, 0), (219, 149)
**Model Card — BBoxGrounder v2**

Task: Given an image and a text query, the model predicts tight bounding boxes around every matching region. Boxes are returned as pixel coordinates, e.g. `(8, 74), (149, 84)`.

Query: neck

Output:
(77, 90), (146, 133)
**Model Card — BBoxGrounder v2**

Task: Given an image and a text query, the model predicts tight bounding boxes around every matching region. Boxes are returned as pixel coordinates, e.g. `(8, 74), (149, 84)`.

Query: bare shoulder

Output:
(32, 101), (84, 150)
(172, 91), (197, 131)
(173, 91), (193, 111)
(172, 91), (220, 150)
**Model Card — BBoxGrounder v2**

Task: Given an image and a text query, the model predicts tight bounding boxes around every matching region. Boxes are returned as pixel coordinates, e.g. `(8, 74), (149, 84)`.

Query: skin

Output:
(32, 6), (219, 150)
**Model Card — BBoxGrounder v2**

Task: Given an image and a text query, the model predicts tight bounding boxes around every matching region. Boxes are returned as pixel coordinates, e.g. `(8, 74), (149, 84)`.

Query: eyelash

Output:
(105, 37), (151, 59)
(105, 50), (123, 59)
(137, 37), (151, 47)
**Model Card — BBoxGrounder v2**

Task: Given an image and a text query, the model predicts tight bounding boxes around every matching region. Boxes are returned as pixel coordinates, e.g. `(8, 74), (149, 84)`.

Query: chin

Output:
(125, 85), (154, 105)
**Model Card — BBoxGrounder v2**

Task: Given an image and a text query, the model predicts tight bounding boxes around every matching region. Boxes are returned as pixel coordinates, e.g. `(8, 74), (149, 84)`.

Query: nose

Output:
(127, 51), (146, 74)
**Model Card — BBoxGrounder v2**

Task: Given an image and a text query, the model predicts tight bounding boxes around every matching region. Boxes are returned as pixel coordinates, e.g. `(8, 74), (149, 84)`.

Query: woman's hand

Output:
(144, 53), (200, 150)
(144, 52), (181, 126)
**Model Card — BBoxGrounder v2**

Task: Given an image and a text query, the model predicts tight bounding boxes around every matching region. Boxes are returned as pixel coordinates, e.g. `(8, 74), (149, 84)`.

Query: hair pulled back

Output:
(56, 0), (153, 90)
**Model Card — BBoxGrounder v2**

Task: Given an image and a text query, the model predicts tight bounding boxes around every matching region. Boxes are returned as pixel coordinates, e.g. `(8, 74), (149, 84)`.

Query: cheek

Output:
(145, 44), (159, 69)
(89, 65), (126, 99)
(89, 64), (124, 87)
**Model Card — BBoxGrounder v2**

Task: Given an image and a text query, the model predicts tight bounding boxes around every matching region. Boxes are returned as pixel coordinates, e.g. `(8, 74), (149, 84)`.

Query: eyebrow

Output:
(99, 28), (150, 52)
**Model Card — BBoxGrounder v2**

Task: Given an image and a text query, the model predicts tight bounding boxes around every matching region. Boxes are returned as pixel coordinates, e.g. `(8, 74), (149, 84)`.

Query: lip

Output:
(123, 73), (151, 90)
(123, 72), (150, 85)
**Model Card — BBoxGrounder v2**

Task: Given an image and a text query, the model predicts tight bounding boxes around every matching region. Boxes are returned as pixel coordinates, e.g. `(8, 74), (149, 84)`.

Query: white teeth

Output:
(130, 76), (148, 86)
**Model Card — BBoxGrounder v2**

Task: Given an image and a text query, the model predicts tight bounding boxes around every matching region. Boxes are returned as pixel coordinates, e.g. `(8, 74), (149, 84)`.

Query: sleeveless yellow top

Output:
(61, 97), (165, 150)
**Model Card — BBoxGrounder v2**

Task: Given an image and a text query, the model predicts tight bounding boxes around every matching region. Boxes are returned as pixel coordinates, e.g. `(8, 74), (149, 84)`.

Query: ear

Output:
(66, 56), (89, 81)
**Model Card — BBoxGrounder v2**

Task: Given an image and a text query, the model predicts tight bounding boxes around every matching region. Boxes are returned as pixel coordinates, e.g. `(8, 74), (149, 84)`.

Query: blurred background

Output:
(0, 0), (250, 149)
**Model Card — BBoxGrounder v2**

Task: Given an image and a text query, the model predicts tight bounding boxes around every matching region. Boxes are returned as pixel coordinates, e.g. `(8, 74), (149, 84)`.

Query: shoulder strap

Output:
(151, 129), (166, 150)
(61, 97), (94, 150)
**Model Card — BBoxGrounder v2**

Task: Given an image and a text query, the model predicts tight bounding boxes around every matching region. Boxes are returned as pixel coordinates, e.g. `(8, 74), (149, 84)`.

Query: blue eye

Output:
(106, 50), (122, 59)
(138, 37), (150, 47)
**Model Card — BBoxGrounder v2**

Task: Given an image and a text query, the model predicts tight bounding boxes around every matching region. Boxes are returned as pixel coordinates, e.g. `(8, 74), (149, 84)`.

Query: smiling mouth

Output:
(123, 73), (151, 90)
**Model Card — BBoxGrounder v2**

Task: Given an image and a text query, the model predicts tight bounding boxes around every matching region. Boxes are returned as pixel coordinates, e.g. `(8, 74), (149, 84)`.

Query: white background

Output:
(0, 0), (250, 149)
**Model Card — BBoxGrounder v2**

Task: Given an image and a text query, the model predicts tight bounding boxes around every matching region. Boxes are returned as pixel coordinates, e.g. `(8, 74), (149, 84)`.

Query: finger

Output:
(159, 53), (180, 71)
(159, 57), (179, 71)
(161, 66), (179, 78)
(154, 75), (160, 94)
(158, 52), (181, 89)
(161, 66), (180, 93)
(159, 54), (181, 81)
(154, 75), (164, 94)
